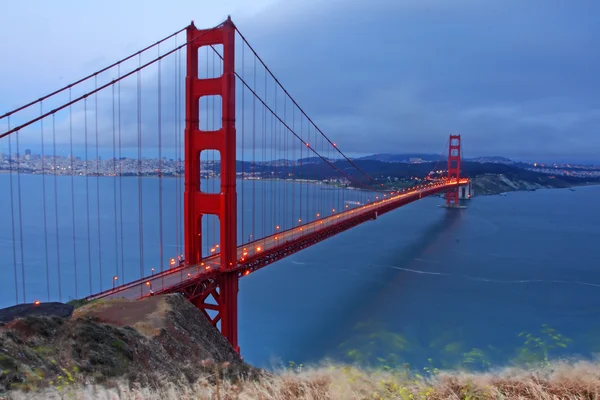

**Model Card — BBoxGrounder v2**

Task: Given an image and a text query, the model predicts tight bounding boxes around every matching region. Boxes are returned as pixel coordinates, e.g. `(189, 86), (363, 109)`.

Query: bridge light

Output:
(210, 248), (216, 253)
(187, 273), (191, 280)
(306, 143), (310, 147)
(151, 268), (155, 275)
(256, 246), (262, 252)
(170, 258), (176, 267)
(345, 205), (348, 208)
(243, 251), (248, 257)
(275, 236), (278, 240)
(276, 225), (280, 230)
(332, 208), (335, 212)
(298, 219), (302, 223)
(205, 265), (211, 270)
(33, 300), (40, 306)
(316, 213), (320, 217)
(244, 270), (250, 276)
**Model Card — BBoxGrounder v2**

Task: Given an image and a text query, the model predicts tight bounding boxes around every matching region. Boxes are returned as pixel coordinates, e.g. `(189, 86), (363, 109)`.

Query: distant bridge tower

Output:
(184, 18), (239, 352)
(445, 134), (462, 207)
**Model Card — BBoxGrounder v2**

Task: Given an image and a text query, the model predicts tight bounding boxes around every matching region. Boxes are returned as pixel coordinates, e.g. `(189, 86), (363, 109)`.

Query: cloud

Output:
(233, 0), (600, 160)
(2, 0), (599, 162)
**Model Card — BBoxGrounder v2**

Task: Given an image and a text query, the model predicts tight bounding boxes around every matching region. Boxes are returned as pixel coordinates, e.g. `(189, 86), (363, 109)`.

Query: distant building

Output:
(409, 157), (422, 163)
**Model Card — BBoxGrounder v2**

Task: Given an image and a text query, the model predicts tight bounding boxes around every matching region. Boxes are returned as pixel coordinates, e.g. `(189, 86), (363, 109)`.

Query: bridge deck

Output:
(88, 179), (467, 301)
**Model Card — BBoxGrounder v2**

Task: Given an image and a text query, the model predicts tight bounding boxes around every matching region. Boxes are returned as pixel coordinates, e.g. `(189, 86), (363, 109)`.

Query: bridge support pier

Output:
(459, 180), (472, 200)
(184, 18), (239, 352)
(219, 272), (239, 353)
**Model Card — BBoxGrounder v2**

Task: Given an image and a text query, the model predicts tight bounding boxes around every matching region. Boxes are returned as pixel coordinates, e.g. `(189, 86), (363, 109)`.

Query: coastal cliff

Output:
(470, 173), (582, 196)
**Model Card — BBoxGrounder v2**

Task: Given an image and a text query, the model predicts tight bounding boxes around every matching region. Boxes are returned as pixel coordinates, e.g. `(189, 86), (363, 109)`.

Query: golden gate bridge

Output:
(0, 17), (469, 353)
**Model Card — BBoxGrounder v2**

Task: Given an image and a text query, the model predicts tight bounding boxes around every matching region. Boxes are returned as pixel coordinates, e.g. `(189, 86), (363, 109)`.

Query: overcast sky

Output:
(1, 0), (599, 162)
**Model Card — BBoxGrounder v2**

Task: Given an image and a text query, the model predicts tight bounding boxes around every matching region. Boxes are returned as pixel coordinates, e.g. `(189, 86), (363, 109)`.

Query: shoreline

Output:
(2, 170), (599, 197)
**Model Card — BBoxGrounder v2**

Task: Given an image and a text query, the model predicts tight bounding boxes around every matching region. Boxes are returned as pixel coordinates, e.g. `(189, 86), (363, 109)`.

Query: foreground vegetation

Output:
(7, 360), (600, 399)
(2, 295), (598, 399)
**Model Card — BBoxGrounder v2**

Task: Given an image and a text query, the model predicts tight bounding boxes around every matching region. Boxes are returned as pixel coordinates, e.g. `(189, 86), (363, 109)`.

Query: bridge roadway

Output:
(88, 179), (468, 301)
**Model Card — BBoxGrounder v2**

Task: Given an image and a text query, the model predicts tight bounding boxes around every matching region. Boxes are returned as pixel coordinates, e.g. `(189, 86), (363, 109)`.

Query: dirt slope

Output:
(0, 294), (256, 393)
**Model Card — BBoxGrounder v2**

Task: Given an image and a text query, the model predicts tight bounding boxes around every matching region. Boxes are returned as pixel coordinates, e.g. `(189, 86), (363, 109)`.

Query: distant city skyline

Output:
(2, 146), (599, 166)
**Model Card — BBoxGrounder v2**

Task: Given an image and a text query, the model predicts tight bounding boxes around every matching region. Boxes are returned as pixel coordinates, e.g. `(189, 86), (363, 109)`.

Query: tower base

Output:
(438, 204), (468, 209)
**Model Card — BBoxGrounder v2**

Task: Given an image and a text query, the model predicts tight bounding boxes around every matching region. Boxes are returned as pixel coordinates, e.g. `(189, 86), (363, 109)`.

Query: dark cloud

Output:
(232, 0), (600, 161)
(4, 0), (599, 162)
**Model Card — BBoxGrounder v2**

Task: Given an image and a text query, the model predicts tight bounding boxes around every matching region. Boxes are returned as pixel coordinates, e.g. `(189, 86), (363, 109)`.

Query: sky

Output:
(1, 0), (599, 163)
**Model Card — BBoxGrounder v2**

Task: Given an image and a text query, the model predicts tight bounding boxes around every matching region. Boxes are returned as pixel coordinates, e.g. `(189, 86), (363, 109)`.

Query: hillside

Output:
(0, 295), (256, 395)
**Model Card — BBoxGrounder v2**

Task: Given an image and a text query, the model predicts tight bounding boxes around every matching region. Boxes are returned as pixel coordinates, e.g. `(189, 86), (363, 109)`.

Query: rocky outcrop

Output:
(0, 294), (257, 393)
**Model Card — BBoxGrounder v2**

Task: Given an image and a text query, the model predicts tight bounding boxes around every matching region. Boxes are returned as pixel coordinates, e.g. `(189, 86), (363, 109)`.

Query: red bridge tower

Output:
(445, 134), (462, 207)
(184, 18), (239, 352)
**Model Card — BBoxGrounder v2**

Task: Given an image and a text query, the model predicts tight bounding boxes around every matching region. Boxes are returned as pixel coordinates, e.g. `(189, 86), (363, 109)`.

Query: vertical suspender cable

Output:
(158, 45), (165, 283)
(112, 80), (119, 283)
(241, 41), (245, 244)
(40, 103), (51, 301)
(174, 38), (180, 266)
(95, 76), (103, 291)
(283, 96), (287, 230)
(118, 65), (125, 282)
(84, 97), (93, 294)
(299, 113), (303, 226)
(137, 54), (145, 288)
(16, 130), (26, 303)
(52, 114), (62, 301)
(177, 43), (183, 281)
(263, 67), (267, 244)
(252, 56), (256, 243)
(8, 118), (19, 303)
(69, 88), (78, 299)
(291, 106), (295, 234)
(273, 81), (277, 233)
(179, 46), (184, 260)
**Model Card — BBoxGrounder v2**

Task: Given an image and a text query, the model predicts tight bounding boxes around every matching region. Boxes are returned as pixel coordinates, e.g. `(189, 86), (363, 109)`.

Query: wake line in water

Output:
(388, 266), (448, 276)
(383, 265), (600, 289)
(412, 258), (441, 264)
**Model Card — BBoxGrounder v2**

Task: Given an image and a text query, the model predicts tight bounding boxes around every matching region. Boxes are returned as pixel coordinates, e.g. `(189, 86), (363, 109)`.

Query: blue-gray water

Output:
(1, 174), (600, 370)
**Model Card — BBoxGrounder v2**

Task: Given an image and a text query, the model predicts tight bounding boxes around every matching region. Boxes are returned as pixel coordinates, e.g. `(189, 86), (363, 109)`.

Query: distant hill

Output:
(465, 156), (513, 164)
(356, 153), (514, 164)
(356, 153), (444, 163)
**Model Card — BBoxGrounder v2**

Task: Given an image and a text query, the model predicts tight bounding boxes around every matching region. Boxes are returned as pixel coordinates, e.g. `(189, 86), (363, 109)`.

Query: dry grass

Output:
(7, 360), (600, 400)
(72, 296), (171, 339)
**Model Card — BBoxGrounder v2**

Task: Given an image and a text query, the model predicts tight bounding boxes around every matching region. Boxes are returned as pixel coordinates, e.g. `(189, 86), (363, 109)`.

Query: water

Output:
(237, 185), (600, 369)
(0, 174), (376, 302)
(1, 174), (600, 370)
